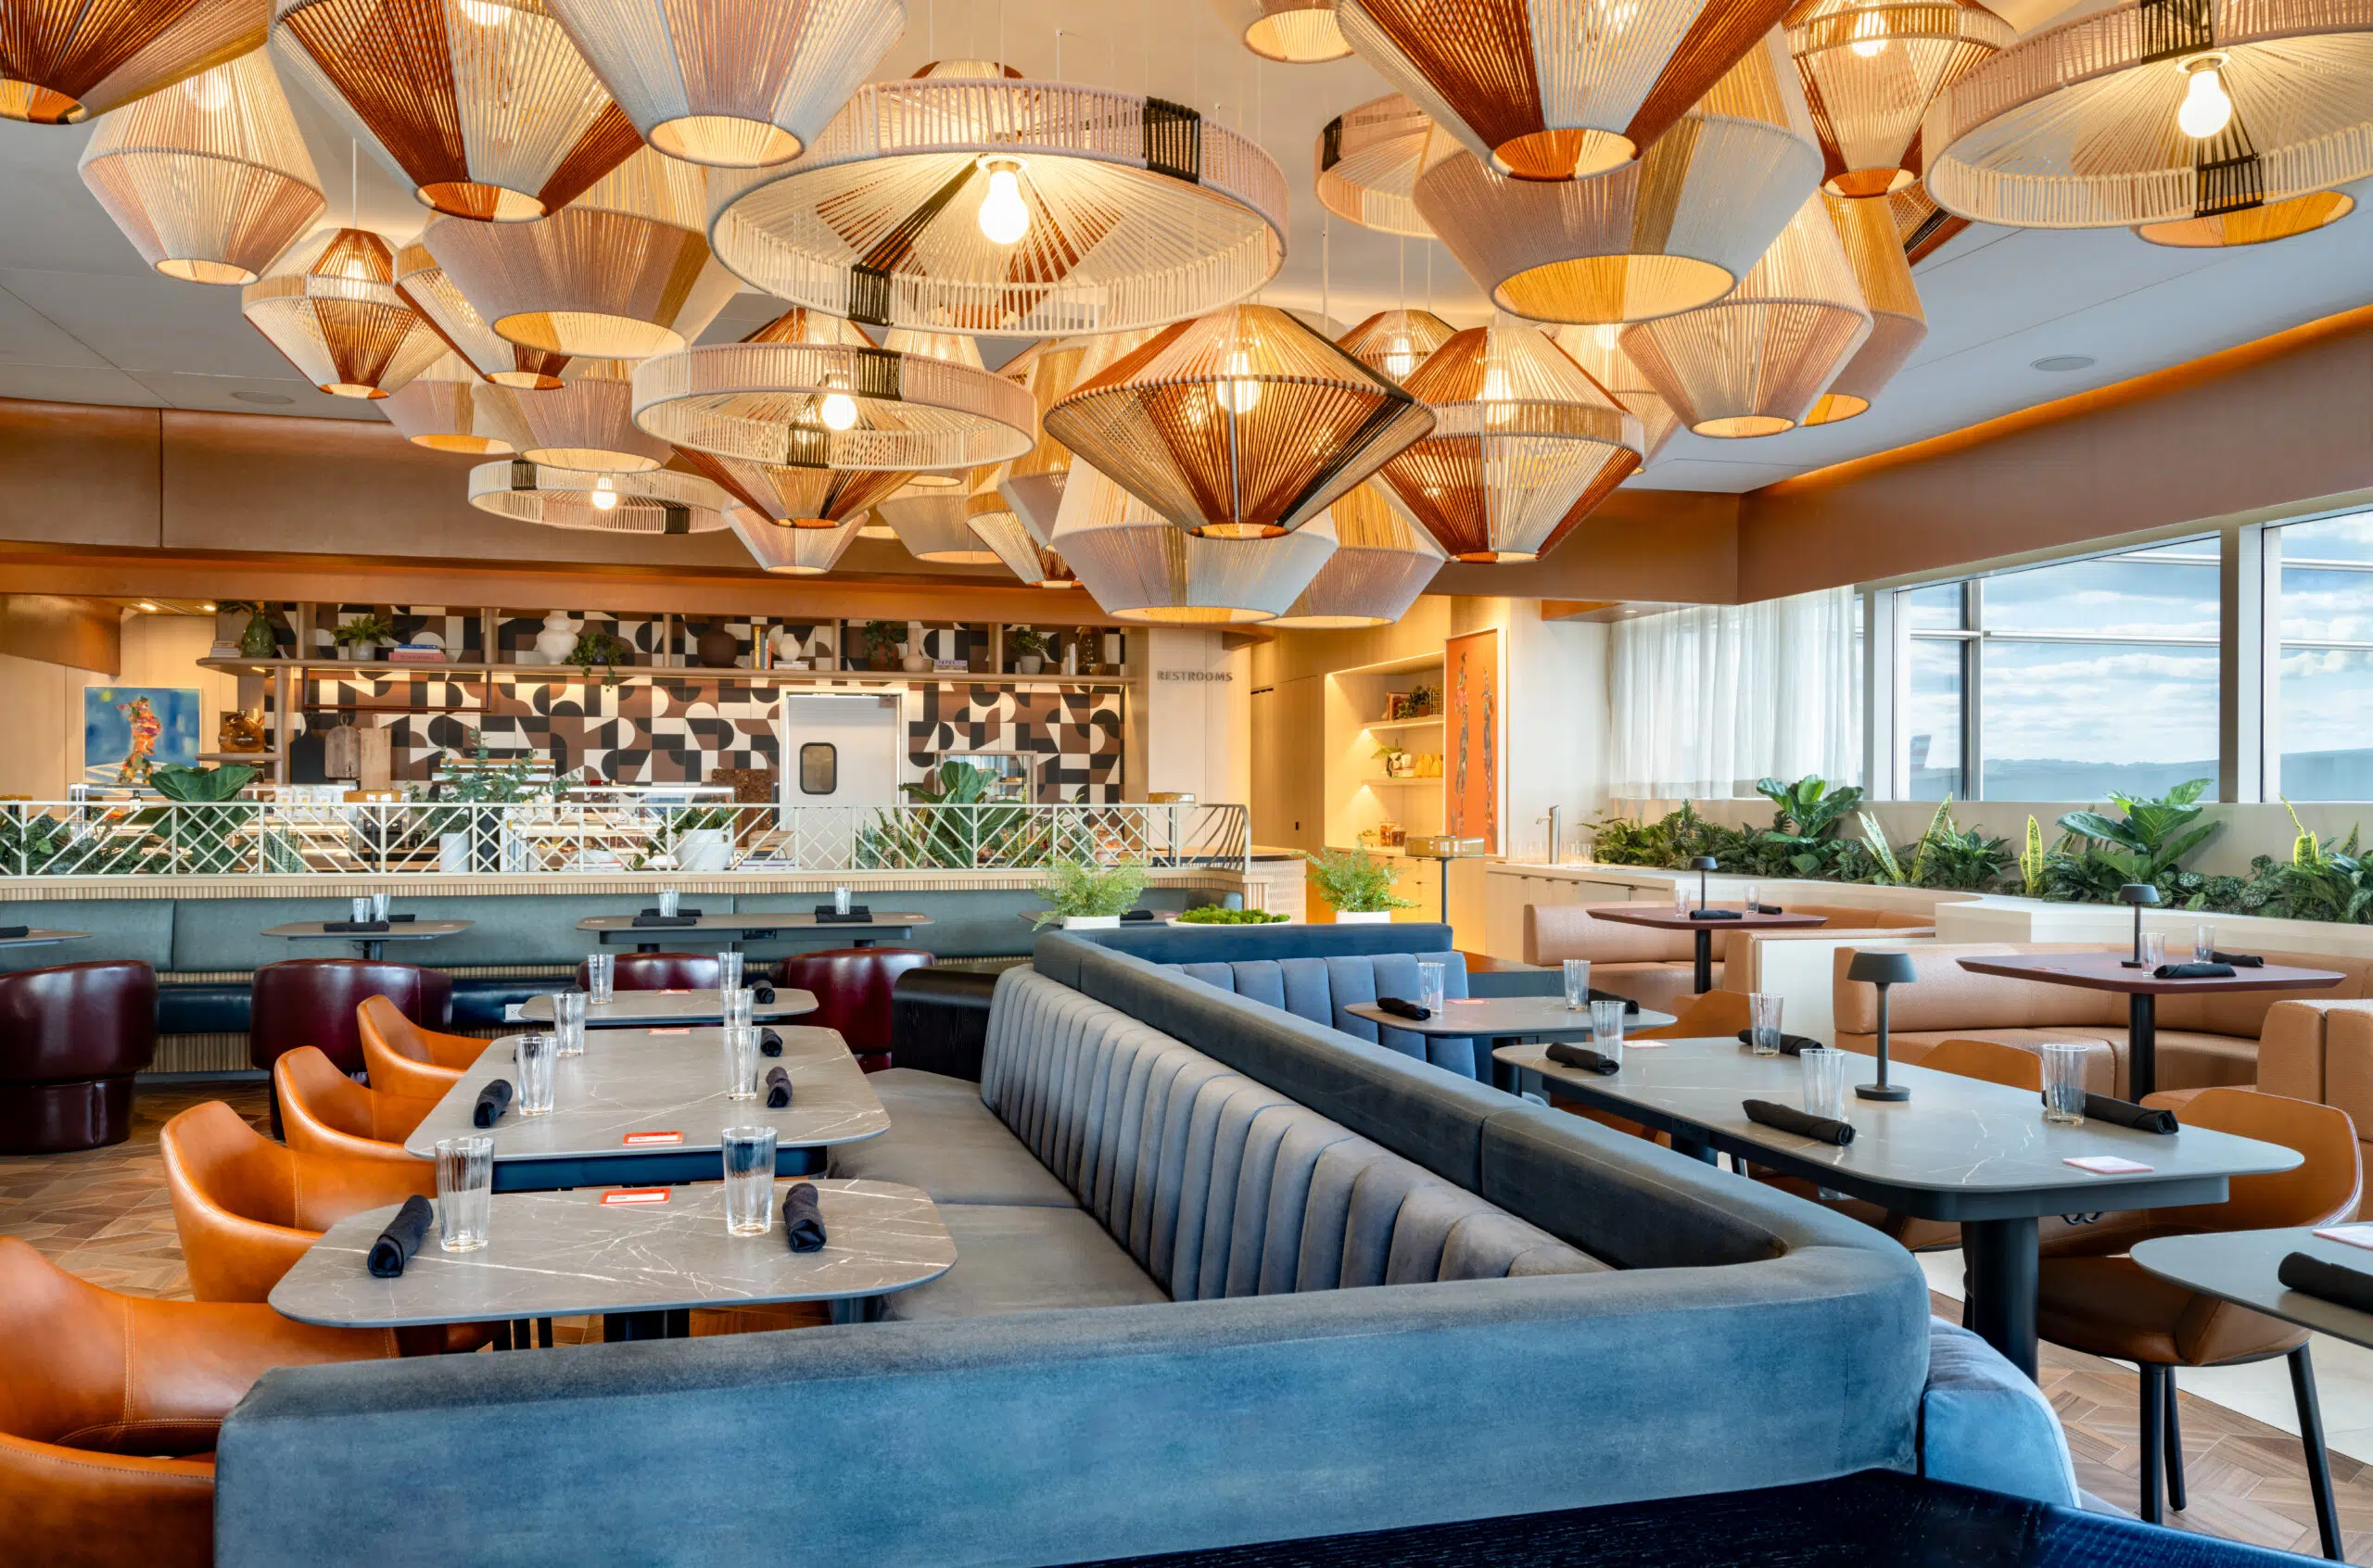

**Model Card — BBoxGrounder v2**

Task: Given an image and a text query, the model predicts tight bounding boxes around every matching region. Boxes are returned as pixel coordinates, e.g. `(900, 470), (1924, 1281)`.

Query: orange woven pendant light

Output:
(241, 227), (447, 398)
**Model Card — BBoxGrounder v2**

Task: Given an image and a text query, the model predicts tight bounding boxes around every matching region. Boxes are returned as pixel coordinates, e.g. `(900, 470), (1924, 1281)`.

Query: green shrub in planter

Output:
(1174, 906), (1288, 924)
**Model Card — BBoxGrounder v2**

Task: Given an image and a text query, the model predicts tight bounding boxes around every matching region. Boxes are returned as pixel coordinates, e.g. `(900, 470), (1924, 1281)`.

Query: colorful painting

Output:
(84, 686), (201, 786)
(1443, 629), (1499, 853)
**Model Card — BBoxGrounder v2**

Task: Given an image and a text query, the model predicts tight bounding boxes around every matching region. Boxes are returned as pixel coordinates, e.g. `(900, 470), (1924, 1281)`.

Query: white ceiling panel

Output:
(123, 368), (368, 418)
(0, 266), (300, 380)
(0, 360), (162, 405)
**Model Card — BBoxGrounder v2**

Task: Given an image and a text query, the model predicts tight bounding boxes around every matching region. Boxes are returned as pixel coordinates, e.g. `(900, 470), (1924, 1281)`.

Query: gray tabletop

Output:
(268, 1180), (955, 1328)
(1345, 996), (1678, 1038)
(0, 928), (88, 949)
(263, 920), (474, 940)
(579, 912), (932, 935)
(2134, 1228), (2373, 1350)
(403, 1026), (887, 1163)
(518, 987), (818, 1027)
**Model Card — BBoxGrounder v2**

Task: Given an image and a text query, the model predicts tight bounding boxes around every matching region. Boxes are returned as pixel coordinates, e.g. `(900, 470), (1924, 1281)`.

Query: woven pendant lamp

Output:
(78, 48), (323, 285)
(1373, 321), (1644, 563)
(1315, 95), (1457, 236)
(545, 0), (904, 168)
(2138, 189), (2356, 247)
(1924, 0), (2373, 232)
(516, 358), (670, 471)
(393, 243), (567, 387)
(972, 510), (1079, 588)
(707, 58), (1288, 335)
(1268, 482), (1445, 628)
(1802, 191), (1923, 425)
(1045, 304), (1435, 541)
(242, 227), (447, 397)
(678, 446), (904, 573)
(1415, 32), (1824, 324)
(1621, 192), (1873, 437)
(1, 0), (266, 123)
(1336, 308), (1458, 383)
(1226, 0), (1351, 62)
(1889, 175), (1968, 262)
(1550, 324), (1681, 465)
(273, 0), (639, 222)
(422, 145), (738, 360)
(1338, 0), (1798, 181)
(467, 458), (731, 531)
(882, 328), (984, 487)
(725, 512), (861, 574)
(1052, 462), (1338, 625)
(382, 350), (531, 451)
(882, 489), (1002, 564)
(1786, 0), (2012, 198)
(965, 336), (1090, 577)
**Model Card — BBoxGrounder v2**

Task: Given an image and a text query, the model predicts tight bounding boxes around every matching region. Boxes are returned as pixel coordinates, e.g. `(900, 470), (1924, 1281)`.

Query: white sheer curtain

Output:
(1607, 588), (1861, 799)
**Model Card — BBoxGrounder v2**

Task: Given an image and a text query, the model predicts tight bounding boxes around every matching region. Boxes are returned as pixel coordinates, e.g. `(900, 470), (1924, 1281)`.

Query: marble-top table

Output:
(1502, 1037), (2298, 1380)
(1344, 996), (1677, 1093)
(579, 912), (933, 952)
(406, 1026), (885, 1191)
(518, 986), (816, 1030)
(270, 1179), (954, 1338)
(0, 928), (88, 951)
(1585, 906), (1828, 993)
(262, 918), (472, 962)
(2135, 1227), (2373, 1352)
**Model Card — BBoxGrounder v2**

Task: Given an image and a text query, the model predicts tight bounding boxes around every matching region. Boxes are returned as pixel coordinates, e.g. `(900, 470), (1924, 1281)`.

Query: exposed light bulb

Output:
(457, 0), (506, 25)
(184, 72), (230, 112)
(1382, 335), (1415, 378)
(590, 476), (617, 512)
(820, 391), (858, 430)
(1480, 363), (1513, 403)
(978, 162), (1031, 246)
(1213, 349), (1262, 414)
(2177, 57), (2232, 139)
(1849, 9), (1888, 57)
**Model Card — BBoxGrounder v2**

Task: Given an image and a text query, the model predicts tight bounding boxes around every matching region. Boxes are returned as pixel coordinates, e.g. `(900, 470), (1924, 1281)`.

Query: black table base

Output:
(489, 1144), (825, 1194)
(603, 1308), (691, 1341)
(2131, 992), (2157, 1100)
(1692, 928), (1713, 994)
(1963, 1216), (2040, 1380)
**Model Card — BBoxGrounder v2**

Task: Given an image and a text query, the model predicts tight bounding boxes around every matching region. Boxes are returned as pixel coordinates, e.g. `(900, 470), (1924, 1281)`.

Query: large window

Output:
(2275, 513), (2373, 800)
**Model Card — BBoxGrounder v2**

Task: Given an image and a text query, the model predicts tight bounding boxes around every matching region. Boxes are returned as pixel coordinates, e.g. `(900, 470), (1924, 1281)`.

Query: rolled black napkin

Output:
(387, 913), (416, 923)
(782, 1182), (826, 1253)
(2281, 1251), (2373, 1314)
(367, 1195), (434, 1279)
(472, 1079), (513, 1128)
(753, 984), (776, 1004)
(1734, 1030), (1823, 1056)
(2080, 1093), (2180, 1134)
(1752, 904), (1785, 915)
(324, 919), (391, 933)
(813, 904), (873, 923)
(765, 1065), (793, 1108)
(2211, 950), (2265, 967)
(1545, 1042), (1620, 1075)
(1586, 988), (1642, 1017)
(1744, 1098), (1854, 1146)
(759, 1028), (784, 1057)
(0, 926), (27, 940)
(640, 905), (703, 917)
(1688, 908), (1744, 920)
(2153, 961), (2236, 980)
(1375, 996), (1430, 1021)
(632, 914), (698, 928)
(1120, 908), (1157, 922)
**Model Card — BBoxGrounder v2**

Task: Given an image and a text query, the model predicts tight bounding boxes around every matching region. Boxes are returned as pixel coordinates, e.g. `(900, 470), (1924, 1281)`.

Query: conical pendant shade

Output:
(516, 358), (670, 471)
(972, 509), (1079, 588)
(964, 335), (1091, 563)
(1802, 191), (1923, 425)
(545, 0), (904, 168)
(1336, 308), (1456, 382)
(1314, 94), (1455, 236)
(79, 47), (323, 285)
(674, 445), (909, 528)
(1339, 0), (1797, 180)
(1268, 481), (1444, 628)
(1787, 0), (2011, 198)
(1045, 303), (1435, 540)
(1622, 192), (1872, 437)
(422, 145), (738, 360)
(2, 0), (266, 123)
(1052, 462), (1338, 625)
(1550, 323), (1681, 465)
(1415, 32), (1824, 324)
(394, 242), (566, 387)
(383, 350), (530, 451)
(1374, 321), (1644, 563)
(2138, 189), (2356, 247)
(726, 511), (861, 574)
(467, 457), (731, 531)
(882, 490), (1002, 564)
(273, 0), (640, 222)
(1226, 0), (1351, 63)
(1001, 468), (1067, 548)
(242, 227), (447, 398)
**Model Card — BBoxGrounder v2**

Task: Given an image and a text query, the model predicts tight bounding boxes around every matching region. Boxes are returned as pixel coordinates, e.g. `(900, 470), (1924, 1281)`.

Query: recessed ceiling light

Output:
(2030, 355), (2096, 373)
(233, 390), (296, 405)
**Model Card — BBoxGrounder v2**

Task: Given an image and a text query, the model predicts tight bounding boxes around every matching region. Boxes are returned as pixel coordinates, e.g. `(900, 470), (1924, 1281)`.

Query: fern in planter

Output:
(1033, 858), (1148, 927)
(331, 613), (394, 657)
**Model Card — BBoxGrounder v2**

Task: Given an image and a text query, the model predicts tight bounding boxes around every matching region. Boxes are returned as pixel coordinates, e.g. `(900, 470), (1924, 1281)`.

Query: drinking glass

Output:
(1747, 993), (1785, 1056)
(1415, 961), (1445, 1014)
(723, 1025), (760, 1101)
(350, 895), (371, 922)
(434, 1135), (492, 1252)
(1562, 958), (1591, 1011)
(1744, 883), (1761, 912)
(552, 991), (586, 1058)
(2139, 930), (2167, 967)
(721, 1127), (778, 1237)
(1589, 998), (1626, 1051)
(2039, 1043), (2087, 1126)
(1671, 882), (1691, 914)
(832, 887), (853, 916)
(717, 949), (745, 995)
(1799, 1048), (1847, 1120)
(723, 987), (756, 1029)
(584, 952), (615, 1005)
(2194, 924), (2217, 963)
(515, 1031), (555, 1116)
(658, 887), (680, 918)
(370, 891), (390, 922)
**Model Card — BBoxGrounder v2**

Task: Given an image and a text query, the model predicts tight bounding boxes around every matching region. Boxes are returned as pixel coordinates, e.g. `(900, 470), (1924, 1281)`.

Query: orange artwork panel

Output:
(1444, 627), (1498, 853)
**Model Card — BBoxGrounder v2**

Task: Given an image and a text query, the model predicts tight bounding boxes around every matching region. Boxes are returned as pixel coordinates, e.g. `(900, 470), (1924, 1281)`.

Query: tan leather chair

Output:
(0, 1236), (393, 1568)
(1631, 989), (1751, 1042)
(357, 993), (489, 1100)
(274, 1045), (438, 1165)
(2037, 1088), (2362, 1552)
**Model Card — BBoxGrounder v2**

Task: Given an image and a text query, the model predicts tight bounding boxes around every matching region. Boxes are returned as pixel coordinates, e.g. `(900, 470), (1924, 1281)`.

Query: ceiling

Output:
(0, 0), (2363, 499)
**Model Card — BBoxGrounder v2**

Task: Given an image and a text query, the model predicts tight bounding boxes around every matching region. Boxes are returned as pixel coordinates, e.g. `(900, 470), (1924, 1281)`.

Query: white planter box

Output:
(1059, 915), (1123, 929)
(677, 828), (731, 872)
(438, 831), (469, 874)
(1335, 910), (1394, 925)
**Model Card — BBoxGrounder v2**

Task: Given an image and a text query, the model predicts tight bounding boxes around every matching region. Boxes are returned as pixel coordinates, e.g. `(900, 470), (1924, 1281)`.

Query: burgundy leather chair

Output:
(573, 953), (721, 992)
(248, 961), (451, 1078)
(772, 948), (934, 1072)
(0, 960), (158, 1153)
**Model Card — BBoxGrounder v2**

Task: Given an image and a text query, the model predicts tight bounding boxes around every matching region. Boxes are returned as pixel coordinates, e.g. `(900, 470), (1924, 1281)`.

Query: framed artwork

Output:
(84, 686), (201, 786)
(1443, 630), (1499, 853)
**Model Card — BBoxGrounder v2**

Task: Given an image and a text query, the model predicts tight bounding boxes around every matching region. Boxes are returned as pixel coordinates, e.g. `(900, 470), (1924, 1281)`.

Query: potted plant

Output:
(1008, 626), (1049, 675)
(862, 619), (904, 671)
(1033, 857), (1149, 929)
(331, 613), (394, 661)
(421, 737), (539, 872)
(224, 601), (280, 659)
(1374, 741), (1412, 779)
(1306, 845), (1415, 924)
(565, 627), (635, 686)
(669, 804), (739, 872)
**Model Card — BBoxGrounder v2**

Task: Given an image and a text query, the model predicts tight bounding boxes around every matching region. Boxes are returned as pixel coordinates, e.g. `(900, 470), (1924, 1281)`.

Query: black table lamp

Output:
(2118, 882), (2162, 968)
(1848, 950), (1918, 1102)
(1691, 855), (1718, 913)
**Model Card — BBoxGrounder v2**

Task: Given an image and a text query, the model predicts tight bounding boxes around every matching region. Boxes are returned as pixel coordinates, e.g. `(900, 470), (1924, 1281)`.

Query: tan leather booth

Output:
(1525, 901), (1936, 1014)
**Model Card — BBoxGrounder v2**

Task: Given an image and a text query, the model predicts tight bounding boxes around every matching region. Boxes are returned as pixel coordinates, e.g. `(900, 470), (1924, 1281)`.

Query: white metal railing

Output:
(0, 799), (1250, 877)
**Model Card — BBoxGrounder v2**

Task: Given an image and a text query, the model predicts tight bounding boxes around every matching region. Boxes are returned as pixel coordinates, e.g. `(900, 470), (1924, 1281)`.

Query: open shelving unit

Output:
(1320, 651), (1447, 921)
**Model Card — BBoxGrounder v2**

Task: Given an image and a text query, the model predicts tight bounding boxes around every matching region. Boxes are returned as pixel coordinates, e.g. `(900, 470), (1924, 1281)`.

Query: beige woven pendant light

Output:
(2, 0), (266, 123)
(1052, 462), (1338, 625)
(882, 489), (1002, 564)
(972, 510), (1079, 588)
(468, 458), (732, 531)
(1925, 0), (2373, 232)
(856, 512), (896, 539)
(1045, 304), (1435, 540)
(78, 48), (323, 285)
(1337, 308), (1457, 383)
(678, 446), (905, 574)
(1621, 192), (1873, 437)
(1226, 0), (1351, 62)
(965, 337), (1091, 579)
(242, 227), (447, 397)
(1267, 481), (1445, 628)
(1889, 175), (1968, 262)
(422, 145), (739, 360)
(707, 59), (1288, 335)
(273, 0), (639, 222)
(1786, 0), (2012, 197)
(1550, 323), (1681, 465)
(1415, 32), (1824, 324)
(2138, 189), (2356, 247)
(1339, 0), (1798, 180)
(725, 511), (862, 574)
(382, 350), (531, 451)
(393, 243), (568, 388)
(1802, 191), (1923, 425)
(515, 358), (671, 471)
(1373, 320), (1644, 563)
(545, 0), (904, 168)
(1314, 95), (1456, 235)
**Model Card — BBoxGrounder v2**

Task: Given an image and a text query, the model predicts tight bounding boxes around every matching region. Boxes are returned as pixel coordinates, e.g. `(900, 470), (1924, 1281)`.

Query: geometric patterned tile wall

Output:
(908, 684), (1124, 802)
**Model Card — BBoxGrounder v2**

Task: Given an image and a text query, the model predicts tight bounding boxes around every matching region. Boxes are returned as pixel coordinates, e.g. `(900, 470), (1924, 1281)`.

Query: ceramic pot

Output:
(677, 828), (731, 871)
(1059, 914), (1123, 929)
(238, 612), (277, 658)
(902, 652), (933, 673)
(533, 612), (577, 665)
(696, 626), (740, 668)
(1335, 910), (1394, 924)
(1014, 655), (1044, 675)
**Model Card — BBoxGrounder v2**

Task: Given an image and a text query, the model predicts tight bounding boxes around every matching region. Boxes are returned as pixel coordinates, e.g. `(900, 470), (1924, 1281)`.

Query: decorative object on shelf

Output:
(1846, 948), (1916, 1101)
(528, 611), (578, 665)
(1268, 481), (1446, 629)
(1622, 192), (1873, 438)
(465, 459), (733, 533)
(273, 0), (637, 223)
(392, 244), (567, 388)
(1032, 856), (1151, 929)
(331, 613), (394, 660)
(1072, 625), (1116, 677)
(217, 709), (269, 752)
(1550, 324), (1682, 465)
(241, 227), (445, 398)
(2137, 189), (2357, 248)
(1335, 308), (1456, 383)
(514, 358), (670, 472)
(564, 626), (636, 685)
(421, 145), (737, 360)
(77, 46), (322, 285)
(707, 58), (1288, 334)
(1801, 192), (1923, 426)
(1314, 95), (1453, 236)
(1786, 0), (2011, 198)
(1305, 844), (1414, 922)
(387, 640), (446, 664)
(1413, 32), (1822, 323)
(1225, 0), (1351, 62)
(1923, 0), (2373, 234)
(1050, 462), (1338, 625)
(851, 618), (901, 670)
(633, 306), (1034, 474)
(882, 491), (1002, 563)
(1046, 303), (1434, 540)
(231, 601), (280, 658)
(0, 0), (266, 123)
(1376, 741), (1413, 778)
(381, 351), (530, 454)
(1338, 0), (1796, 181)
(1374, 322), (1643, 563)
(543, 0), (903, 167)
(694, 624), (741, 669)
(1006, 626), (1050, 675)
